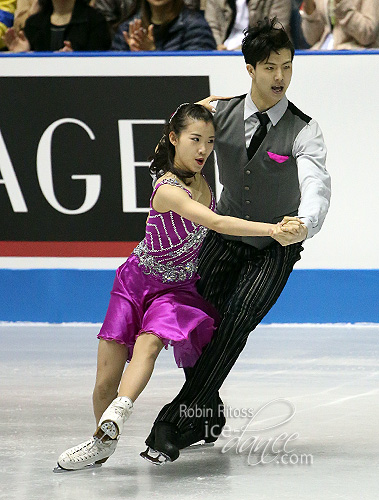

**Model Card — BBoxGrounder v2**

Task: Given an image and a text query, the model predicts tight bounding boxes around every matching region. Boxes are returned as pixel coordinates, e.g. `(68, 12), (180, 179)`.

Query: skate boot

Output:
(96, 396), (133, 440)
(54, 397), (133, 472)
(142, 394), (225, 464)
(55, 436), (118, 471)
(140, 422), (180, 465)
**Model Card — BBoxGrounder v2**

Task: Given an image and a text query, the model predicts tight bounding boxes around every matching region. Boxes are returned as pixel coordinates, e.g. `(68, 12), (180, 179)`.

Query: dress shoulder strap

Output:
(153, 177), (192, 198)
(150, 177), (192, 210)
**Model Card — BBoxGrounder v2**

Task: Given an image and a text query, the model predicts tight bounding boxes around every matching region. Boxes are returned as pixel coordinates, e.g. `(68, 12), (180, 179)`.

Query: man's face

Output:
(247, 49), (293, 110)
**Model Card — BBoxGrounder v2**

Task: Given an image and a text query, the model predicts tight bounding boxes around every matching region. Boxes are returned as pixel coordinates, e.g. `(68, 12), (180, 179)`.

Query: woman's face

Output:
(169, 119), (215, 175)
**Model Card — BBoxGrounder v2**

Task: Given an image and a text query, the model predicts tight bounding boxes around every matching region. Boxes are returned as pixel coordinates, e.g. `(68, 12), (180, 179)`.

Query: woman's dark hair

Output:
(242, 17), (294, 68)
(149, 103), (214, 183)
(38, 0), (89, 14)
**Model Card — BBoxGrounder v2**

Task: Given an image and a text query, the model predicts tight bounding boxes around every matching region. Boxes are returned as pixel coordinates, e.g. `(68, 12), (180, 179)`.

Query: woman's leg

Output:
(57, 338), (128, 471)
(56, 334), (163, 470)
(95, 333), (164, 439)
(96, 333), (164, 431)
(92, 339), (129, 424)
(117, 333), (164, 402)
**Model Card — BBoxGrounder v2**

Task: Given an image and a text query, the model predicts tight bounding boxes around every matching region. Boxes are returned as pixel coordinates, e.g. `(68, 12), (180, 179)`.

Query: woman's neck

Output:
(52, 0), (76, 15)
(150, 5), (176, 25)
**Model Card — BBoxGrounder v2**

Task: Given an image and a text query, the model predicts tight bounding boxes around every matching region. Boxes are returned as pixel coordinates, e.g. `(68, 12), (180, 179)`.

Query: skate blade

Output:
(182, 440), (215, 452)
(53, 463), (102, 473)
(140, 447), (169, 466)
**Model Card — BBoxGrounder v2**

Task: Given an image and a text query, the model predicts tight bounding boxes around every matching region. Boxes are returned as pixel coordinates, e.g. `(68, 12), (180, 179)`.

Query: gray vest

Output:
(214, 95), (311, 249)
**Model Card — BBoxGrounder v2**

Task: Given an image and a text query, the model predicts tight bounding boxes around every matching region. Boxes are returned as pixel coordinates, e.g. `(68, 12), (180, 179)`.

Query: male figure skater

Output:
(142, 17), (331, 463)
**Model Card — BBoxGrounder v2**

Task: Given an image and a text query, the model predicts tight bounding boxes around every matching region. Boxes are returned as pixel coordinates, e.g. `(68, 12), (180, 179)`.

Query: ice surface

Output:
(0, 324), (377, 500)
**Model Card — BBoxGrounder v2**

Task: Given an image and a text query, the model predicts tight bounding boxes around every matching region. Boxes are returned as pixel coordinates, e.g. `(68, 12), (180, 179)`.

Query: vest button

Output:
(245, 200), (251, 204)
(245, 215), (250, 220)
(244, 186), (250, 191)
(245, 170), (251, 175)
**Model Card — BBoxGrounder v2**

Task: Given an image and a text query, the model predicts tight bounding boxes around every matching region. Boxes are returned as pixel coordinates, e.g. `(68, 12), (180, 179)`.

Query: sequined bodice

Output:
(133, 177), (215, 283)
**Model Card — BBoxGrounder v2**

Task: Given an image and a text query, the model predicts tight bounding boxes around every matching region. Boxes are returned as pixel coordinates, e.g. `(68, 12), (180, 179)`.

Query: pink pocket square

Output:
(267, 151), (289, 163)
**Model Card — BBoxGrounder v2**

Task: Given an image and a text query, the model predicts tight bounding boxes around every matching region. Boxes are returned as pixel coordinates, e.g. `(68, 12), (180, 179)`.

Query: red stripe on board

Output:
(0, 242), (139, 257)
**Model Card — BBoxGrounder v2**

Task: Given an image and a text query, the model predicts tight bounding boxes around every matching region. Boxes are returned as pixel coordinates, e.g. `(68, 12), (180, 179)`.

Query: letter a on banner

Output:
(0, 130), (28, 212)
(37, 118), (101, 215)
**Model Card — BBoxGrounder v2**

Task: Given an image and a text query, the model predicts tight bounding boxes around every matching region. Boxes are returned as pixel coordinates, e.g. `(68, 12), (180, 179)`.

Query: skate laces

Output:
(66, 438), (115, 462)
(112, 404), (127, 417)
(111, 398), (132, 418)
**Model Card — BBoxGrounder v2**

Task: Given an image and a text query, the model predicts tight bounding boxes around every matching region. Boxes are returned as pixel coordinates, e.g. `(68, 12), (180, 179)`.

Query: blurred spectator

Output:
(4, 0), (111, 52)
(94, 0), (134, 33)
(0, 0), (16, 49)
(93, 0), (200, 36)
(13, 0), (39, 32)
(112, 0), (216, 51)
(204, 0), (291, 51)
(290, 0), (309, 48)
(301, 0), (378, 50)
(13, 0), (97, 32)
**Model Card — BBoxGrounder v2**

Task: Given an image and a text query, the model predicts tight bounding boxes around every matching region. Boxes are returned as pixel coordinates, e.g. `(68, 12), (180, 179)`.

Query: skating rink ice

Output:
(0, 323), (377, 500)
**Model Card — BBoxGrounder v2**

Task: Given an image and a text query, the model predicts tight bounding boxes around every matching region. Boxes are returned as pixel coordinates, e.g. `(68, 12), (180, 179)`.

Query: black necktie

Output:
(247, 112), (270, 160)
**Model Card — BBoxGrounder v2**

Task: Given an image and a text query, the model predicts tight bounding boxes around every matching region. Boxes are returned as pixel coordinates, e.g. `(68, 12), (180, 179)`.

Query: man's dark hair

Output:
(242, 17), (295, 68)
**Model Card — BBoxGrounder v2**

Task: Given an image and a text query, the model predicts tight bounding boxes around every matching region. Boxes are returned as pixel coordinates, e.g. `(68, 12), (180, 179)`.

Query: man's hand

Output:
(271, 216), (308, 246)
(195, 95), (233, 113)
(123, 20), (155, 51)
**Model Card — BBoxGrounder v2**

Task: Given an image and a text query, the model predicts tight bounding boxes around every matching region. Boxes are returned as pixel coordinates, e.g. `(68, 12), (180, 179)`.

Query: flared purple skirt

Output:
(97, 254), (219, 368)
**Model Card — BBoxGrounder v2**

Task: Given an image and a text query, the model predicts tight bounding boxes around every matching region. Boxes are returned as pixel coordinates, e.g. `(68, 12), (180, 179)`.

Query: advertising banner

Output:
(0, 73), (214, 256)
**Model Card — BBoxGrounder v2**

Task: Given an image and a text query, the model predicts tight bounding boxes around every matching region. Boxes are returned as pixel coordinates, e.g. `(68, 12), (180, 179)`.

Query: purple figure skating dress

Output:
(97, 177), (220, 368)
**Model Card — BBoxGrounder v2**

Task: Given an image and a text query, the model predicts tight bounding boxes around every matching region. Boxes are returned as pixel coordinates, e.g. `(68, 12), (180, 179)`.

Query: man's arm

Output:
(272, 119), (330, 246)
(293, 119), (331, 239)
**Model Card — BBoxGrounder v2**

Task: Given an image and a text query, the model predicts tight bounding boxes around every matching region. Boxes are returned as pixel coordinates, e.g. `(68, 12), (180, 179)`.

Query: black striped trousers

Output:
(150, 231), (303, 436)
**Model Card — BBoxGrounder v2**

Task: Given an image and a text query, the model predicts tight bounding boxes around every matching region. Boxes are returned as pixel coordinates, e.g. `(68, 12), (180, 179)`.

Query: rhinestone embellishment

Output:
(133, 226), (208, 283)
(132, 176), (213, 283)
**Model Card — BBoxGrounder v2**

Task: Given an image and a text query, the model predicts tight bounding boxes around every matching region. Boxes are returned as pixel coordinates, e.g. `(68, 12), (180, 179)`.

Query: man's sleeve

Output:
(293, 119), (331, 239)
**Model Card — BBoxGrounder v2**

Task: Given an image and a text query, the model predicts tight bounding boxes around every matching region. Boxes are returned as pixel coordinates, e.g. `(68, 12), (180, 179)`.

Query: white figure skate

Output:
(54, 396), (133, 472)
(54, 436), (118, 472)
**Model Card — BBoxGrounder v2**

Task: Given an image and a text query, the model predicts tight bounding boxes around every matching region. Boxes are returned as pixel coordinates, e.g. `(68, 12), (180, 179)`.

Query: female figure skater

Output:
(56, 103), (297, 471)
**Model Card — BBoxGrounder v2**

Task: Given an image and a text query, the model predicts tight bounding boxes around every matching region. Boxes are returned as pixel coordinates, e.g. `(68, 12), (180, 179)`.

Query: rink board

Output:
(0, 269), (377, 323)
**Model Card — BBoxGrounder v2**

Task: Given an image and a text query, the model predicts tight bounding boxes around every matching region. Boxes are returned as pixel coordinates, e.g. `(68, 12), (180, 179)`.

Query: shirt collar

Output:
(244, 92), (288, 126)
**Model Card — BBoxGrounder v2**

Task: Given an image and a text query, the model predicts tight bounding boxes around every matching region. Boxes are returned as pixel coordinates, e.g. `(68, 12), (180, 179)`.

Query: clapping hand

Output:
(58, 41), (73, 52)
(3, 28), (30, 52)
(123, 19), (155, 51)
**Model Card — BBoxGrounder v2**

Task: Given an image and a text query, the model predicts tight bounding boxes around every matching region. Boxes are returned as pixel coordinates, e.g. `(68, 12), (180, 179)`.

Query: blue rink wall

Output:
(0, 269), (377, 324)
